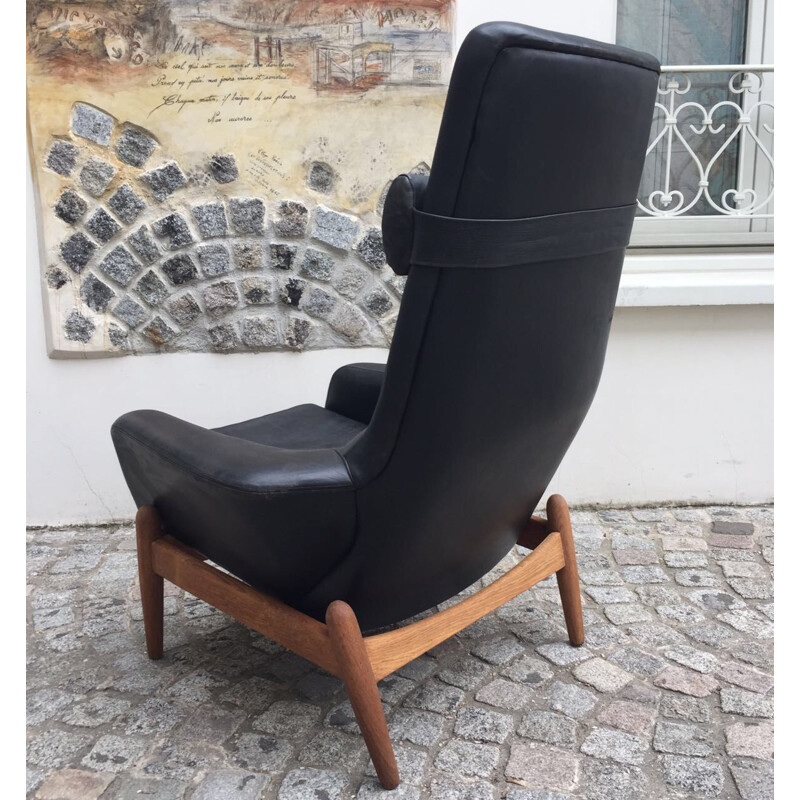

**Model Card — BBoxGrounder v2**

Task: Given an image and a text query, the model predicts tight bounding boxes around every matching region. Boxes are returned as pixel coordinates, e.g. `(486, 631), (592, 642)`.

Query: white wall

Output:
(26, 0), (773, 525)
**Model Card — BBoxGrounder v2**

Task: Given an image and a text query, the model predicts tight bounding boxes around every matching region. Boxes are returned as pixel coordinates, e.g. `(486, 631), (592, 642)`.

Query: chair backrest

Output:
(312, 22), (660, 629)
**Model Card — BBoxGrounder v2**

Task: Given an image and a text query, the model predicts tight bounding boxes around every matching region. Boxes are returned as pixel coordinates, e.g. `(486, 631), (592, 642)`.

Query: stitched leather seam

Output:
(113, 426), (354, 497)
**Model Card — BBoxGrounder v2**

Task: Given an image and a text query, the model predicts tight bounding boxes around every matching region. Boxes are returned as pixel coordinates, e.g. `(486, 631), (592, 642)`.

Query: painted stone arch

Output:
(40, 102), (417, 358)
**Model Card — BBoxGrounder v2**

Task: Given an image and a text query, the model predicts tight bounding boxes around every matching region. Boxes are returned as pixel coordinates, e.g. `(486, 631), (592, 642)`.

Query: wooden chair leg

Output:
(547, 494), (585, 646)
(326, 600), (399, 790)
(135, 505), (164, 660)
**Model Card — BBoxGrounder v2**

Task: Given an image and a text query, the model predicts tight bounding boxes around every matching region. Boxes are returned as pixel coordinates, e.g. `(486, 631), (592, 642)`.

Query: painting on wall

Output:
(26, 1), (455, 358)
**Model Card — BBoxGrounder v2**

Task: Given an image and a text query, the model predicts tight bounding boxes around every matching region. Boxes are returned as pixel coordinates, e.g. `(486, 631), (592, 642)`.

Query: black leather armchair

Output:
(112, 22), (659, 790)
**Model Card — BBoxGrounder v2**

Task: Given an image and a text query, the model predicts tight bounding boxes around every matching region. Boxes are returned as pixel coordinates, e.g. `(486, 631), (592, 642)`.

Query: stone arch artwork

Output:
(26, 1), (455, 357)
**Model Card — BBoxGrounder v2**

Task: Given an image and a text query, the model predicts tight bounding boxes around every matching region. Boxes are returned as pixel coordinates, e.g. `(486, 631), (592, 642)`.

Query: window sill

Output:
(617, 252), (774, 307)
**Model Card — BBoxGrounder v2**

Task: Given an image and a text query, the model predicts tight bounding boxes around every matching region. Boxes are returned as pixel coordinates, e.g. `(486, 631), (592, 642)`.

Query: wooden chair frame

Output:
(135, 494), (584, 790)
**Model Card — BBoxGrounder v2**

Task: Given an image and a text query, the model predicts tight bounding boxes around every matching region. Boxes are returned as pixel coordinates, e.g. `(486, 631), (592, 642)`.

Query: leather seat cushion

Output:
(214, 403), (367, 450)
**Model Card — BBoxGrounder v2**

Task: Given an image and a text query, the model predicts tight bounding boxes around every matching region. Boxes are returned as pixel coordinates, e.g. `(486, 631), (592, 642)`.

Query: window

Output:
(617, 0), (773, 248)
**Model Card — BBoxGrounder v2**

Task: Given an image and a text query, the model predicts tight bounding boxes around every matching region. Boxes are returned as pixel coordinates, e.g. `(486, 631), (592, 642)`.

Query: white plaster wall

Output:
(26, 0), (773, 525)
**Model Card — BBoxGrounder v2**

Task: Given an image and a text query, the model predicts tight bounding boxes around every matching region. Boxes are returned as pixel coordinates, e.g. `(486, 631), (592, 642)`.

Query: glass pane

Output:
(617, 0), (747, 64)
(617, 1), (748, 218)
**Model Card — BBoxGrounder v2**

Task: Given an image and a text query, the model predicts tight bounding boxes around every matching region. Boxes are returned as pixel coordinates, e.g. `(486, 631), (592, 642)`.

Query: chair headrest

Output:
(381, 173), (429, 275)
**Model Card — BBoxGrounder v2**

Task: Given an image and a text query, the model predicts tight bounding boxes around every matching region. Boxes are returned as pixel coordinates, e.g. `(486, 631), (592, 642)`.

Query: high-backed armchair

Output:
(112, 22), (659, 790)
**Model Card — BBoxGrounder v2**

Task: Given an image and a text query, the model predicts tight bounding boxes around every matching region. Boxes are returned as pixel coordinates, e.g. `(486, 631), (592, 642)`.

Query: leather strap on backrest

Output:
(382, 173), (636, 274)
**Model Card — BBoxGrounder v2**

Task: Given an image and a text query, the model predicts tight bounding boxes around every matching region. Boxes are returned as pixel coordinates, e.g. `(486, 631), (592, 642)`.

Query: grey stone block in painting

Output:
(208, 322), (239, 350)
(329, 304), (367, 340)
(162, 254), (199, 286)
(108, 185), (146, 225)
(242, 277), (275, 305)
(363, 288), (393, 318)
(229, 198), (266, 234)
(280, 278), (306, 307)
(333, 267), (369, 299)
(209, 154), (238, 184)
(300, 248), (335, 281)
(192, 203), (228, 239)
(270, 244), (297, 271)
(307, 161), (336, 193)
(273, 201), (309, 237)
(112, 297), (147, 328)
(135, 270), (169, 307)
(115, 126), (158, 167)
(64, 310), (95, 342)
(303, 287), (336, 318)
(202, 281), (239, 317)
(46, 268), (70, 290)
(98, 246), (141, 287)
(233, 242), (264, 271)
(79, 158), (116, 198)
(311, 206), (359, 250)
(167, 293), (202, 327)
(241, 316), (280, 348)
(152, 214), (193, 249)
(108, 324), (129, 350)
(285, 317), (312, 349)
(80, 274), (115, 313)
(197, 244), (231, 277)
(85, 208), (121, 244)
(356, 227), (386, 269)
(126, 227), (160, 265)
(143, 316), (177, 346)
(46, 140), (80, 176)
(140, 162), (187, 202)
(60, 232), (97, 274)
(71, 103), (114, 146)
(54, 190), (88, 225)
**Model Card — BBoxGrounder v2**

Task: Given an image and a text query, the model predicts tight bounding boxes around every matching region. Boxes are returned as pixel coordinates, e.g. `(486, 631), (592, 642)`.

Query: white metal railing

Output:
(636, 64), (774, 221)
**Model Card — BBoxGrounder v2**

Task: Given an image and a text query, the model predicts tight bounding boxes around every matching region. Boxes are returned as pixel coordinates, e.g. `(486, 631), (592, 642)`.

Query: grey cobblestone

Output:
(454, 707), (514, 743)
(596, 699), (656, 735)
(435, 740), (500, 778)
(26, 506), (773, 798)
(653, 720), (712, 756)
(572, 657), (632, 692)
(517, 710), (577, 746)
(720, 687), (774, 718)
(661, 754), (724, 796)
(730, 760), (774, 800)
(580, 726), (649, 765)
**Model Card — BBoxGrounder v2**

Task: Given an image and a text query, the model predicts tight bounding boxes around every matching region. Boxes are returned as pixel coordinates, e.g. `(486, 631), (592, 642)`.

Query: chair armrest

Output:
(325, 363), (386, 425)
(111, 409), (352, 493)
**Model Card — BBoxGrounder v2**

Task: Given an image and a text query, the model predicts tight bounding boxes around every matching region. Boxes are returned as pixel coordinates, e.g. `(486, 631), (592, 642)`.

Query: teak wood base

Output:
(134, 494), (584, 790)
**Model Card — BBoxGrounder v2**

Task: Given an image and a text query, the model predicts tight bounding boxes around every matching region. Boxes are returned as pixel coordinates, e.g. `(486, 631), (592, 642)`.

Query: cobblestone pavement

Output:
(27, 506), (774, 800)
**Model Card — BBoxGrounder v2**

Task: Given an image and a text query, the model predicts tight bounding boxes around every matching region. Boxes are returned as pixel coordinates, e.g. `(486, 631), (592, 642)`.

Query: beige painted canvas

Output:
(27, 1), (455, 357)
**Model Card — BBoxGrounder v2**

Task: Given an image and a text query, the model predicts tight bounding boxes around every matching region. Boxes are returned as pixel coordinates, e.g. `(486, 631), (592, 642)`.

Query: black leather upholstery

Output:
(112, 22), (659, 630)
